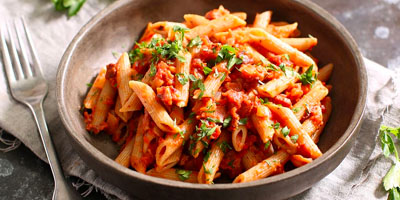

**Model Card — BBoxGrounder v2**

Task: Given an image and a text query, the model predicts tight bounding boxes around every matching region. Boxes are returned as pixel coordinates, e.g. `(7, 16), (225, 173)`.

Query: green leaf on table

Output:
(384, 161), (400, 191)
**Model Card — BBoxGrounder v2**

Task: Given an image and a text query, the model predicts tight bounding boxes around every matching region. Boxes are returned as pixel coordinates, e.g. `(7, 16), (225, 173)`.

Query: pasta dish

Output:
(82, 5), (333, 184)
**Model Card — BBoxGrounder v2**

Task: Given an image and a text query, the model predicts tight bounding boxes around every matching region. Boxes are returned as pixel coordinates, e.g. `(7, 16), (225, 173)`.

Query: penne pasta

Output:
(232, 125), (247, 152)
(130, 114), (149, 173)
(186, 14), (246, 40)
(116, 53), (133, 108)
(281, 37), (318, 52)
(84, 66), (106, 109)
(193, 62), (227, 99)
(198, 131), (230, 184)
(251, 105), (275, 143)
(175, 52), (192, 107)
(129, 81), (180, 133)
(257, 70), (299, 98)
(233, 150), (290, 183)
(266, 23), (298, 38)
(253, 11), (272, 29)
(184, 14), (210, 28)
(267, 103), (322, 159)
(317, 63), (334, 82)
(293, 81), (329, 120)
(115, 137), (135, 167)
(90, 80), (117, 133)
(147, 168), (198, 183)
(312, 97), (332, 143)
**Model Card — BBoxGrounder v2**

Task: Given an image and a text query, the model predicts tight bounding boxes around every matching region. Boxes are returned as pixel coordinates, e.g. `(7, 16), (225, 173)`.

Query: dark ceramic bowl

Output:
(56, 0), (367, 199)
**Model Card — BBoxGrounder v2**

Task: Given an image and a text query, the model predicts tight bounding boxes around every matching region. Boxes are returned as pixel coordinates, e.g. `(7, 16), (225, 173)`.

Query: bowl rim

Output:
(56, 0), (367, 190)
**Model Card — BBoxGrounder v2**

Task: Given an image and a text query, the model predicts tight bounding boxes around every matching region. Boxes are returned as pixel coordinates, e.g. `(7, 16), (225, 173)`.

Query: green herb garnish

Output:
(282, 126), (290, 137)
(175, 169), (192, 181)
(299, 65), (317, 85)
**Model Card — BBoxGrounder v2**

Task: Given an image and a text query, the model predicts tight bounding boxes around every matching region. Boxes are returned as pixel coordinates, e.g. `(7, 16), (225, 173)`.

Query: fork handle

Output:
(28, 102), (81, 200)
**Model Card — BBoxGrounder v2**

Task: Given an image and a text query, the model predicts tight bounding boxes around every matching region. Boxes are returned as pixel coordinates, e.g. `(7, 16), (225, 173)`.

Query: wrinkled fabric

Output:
(0, 1), (399, 199)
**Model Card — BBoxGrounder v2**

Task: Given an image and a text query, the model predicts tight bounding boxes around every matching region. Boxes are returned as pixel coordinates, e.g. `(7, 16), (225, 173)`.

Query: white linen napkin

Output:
(1, 1), (399, 199)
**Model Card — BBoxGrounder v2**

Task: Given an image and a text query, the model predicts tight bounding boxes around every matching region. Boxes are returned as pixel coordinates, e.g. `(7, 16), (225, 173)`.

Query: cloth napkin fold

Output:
(1, 1), (399, 199)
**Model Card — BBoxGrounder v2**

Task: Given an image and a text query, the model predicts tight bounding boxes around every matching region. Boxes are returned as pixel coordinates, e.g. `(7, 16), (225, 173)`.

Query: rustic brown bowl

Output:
(56, 0), (367, 199)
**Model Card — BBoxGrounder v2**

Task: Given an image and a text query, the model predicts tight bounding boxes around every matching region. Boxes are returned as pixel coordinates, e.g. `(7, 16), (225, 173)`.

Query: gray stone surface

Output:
(0, 0), (399, 199)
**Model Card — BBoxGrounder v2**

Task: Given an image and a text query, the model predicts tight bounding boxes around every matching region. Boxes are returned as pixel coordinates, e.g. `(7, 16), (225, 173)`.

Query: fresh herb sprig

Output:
(51, 0), (86, 17)
(379, 125), (400, 200)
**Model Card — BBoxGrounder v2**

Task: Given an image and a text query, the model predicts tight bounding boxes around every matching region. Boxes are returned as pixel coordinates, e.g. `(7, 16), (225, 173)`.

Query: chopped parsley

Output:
(218, 141), (232, 153)
(279, 63), (286, 75)
(175, 169), (192, 181)
(223, 116), (232, 128)
(267, 63), (279, 71)
(283, 54), (290, 61)
(272, 122), (280, 130)
(264, 141), (271, 150)
(206, 117), (222, 123)
(282, 126), (291, 137)
(86, 83), (93, 87)
(195, 120), (217, 141)
(188, 36), (203, 48)
(215, 45), (243, 70)
(189, 75), (205, 99)
(128, 48), (143, 64)
(292, 107), (301, 113)
(172, 25), (189, 41)
(299, 65), (317, 85)
(176, 73), (189, 85)
(291, 135), (299, 143)
(203, 163), (213, 174)
(238, 118), (248, 125)
(204, 151), (211, 162)
(203, 66), (213, 76)
(228, 160), (235, 168)
(260, 98), (269, 104)
(179, 130), (186, 139)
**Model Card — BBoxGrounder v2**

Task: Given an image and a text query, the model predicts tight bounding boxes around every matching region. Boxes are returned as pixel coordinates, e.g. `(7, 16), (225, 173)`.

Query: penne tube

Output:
(273, 129), (298, 154)
(115, 96), (133, 123)
(90, 80), (117, 133)
(242, 146), (264, 170)
(233, 150), (290, 183)
(130, 114), (149, 173)
(280, 37), (318, 52)
(266, 23), (298, 38)
(129, 81), (181, 133)
(120, 68), (154, 112)
(226, 28), (316, 68)
(149, 21), (187, 39)
(312, 97), (332, 143)
(186, 14), (246, 40)
(317, 63), (333, 82)
(243, 44), (269, 64)
(156, 119), (195, 169)
(267, 103), (322, 159)
(106, 112), (119, 135)
(290, 154), (312, 167)
(232, 125), (247, 152)
(198, 131), (230, 184)
(116, 53), (133, 108)
(293, 81), (328, 120)
(231, 12), (247, 20)
(84, 66), (107, 109)
(147, 168), (198, 183)
(257, 70), (298, 98)
(251, 105), (275, 143)
(142, 126), (158, 154)
(156, 147), (183, 172)
(184, 14), (210, 28)
(112, 122), (127, 143)
(301, 105), (323, 136)
(253, 11), (272, 29)
(175, 52), (192, 107)
(193, 62), (227, 99)
(115, 137), (135, 168)
(169, 106), (184, 125)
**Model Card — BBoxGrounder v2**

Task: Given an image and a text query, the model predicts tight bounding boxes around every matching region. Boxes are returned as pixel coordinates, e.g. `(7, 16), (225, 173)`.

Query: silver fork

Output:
(0, 18), (81, 200)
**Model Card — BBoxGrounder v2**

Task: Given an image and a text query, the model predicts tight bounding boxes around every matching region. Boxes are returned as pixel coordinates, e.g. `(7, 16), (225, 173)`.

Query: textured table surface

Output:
(0, 0), (399, 199)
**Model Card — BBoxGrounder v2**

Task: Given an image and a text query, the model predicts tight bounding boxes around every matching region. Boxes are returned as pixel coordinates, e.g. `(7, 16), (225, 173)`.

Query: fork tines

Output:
(0, 18), (42, 83)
